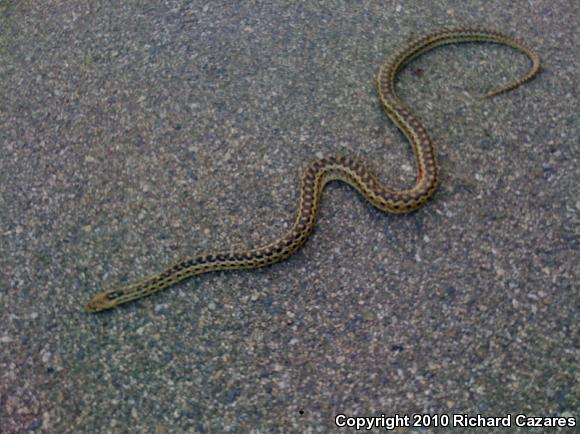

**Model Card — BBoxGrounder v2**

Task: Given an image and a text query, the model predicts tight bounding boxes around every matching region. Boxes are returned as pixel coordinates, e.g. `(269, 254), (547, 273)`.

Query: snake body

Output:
(85, 28), (540, 312)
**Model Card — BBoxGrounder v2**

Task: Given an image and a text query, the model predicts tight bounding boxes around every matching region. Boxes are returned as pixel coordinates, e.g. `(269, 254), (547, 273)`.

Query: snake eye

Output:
(106, 291), (122, 300)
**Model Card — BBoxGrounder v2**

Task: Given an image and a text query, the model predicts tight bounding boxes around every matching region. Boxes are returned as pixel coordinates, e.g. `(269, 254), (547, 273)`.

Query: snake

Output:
(85, 27), (541, 312)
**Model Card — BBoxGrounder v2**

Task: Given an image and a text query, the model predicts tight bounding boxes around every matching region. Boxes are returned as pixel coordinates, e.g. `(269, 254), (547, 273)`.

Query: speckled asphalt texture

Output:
(1, 1), (578, 433)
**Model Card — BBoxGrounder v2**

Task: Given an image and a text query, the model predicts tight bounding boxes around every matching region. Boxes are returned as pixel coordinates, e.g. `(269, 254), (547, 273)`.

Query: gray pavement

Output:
(1, 1), (578, 433)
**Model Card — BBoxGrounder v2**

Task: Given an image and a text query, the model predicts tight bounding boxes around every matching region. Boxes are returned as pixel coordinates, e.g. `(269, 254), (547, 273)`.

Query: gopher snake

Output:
(85, 28), (540, 312)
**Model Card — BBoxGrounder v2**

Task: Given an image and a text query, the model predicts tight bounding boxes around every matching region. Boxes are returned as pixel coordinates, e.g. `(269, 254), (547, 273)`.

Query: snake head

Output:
(84, 290), (123, 313)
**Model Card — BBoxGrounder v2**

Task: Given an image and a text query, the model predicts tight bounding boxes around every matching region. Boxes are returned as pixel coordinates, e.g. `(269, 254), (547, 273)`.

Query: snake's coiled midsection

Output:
(85, 27), (541, 312)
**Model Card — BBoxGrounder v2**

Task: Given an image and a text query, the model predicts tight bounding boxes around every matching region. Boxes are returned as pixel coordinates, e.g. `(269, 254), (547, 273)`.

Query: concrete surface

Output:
(1, 1), (578, 433)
